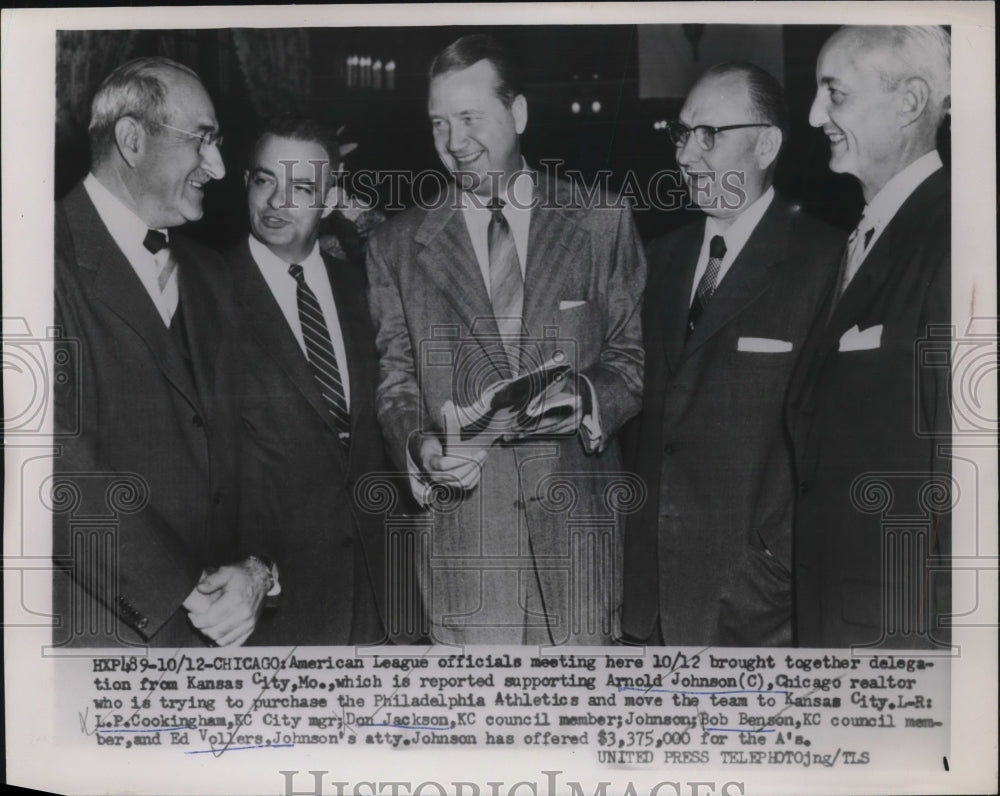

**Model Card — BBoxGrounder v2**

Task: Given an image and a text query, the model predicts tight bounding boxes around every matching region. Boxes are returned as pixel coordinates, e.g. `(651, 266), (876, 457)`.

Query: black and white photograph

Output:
(2, 3), (995, 795)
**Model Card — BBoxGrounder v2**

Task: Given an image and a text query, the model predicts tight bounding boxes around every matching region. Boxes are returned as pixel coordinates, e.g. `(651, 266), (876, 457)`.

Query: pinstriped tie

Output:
(288, 264), (351, 444)
(488, 197), (524, 374)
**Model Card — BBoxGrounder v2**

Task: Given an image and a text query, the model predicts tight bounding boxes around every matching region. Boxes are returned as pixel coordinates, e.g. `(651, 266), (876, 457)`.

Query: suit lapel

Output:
(655, 222), (703, 371)
(172, 237), (221, 403)
(684, 198), (791, 356)
(325, 253), (375, 469)
(790, 168), (949, 408)
(66, 186), (201, 411)
(521, 177), (590, 349)
(414, 186), (509, 378)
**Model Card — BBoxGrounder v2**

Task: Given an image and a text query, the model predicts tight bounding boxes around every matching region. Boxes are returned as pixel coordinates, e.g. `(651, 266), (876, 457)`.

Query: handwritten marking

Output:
(368, 723), (448, 732)
(617, 686), (789, 696)
(704, 727), (776, 733)
(185, 743), (294, 755)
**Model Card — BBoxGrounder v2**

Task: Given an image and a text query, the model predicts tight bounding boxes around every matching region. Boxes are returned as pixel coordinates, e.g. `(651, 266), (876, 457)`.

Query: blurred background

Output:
(55, 24), (950, 250)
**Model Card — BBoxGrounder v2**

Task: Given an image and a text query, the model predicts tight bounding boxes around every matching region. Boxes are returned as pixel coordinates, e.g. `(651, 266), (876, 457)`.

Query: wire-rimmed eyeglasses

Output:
(666, 121), (772, 151)
(151, 121), (224, 152)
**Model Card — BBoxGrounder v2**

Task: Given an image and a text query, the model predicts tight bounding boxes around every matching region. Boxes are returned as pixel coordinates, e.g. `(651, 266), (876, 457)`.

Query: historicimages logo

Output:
(279, 771), (747, 796)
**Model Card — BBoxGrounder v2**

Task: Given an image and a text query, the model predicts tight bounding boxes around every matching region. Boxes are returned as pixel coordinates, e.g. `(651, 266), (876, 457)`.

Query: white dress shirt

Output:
(842, 150), (944, 290)
(459, 168), (534, 292)
(83, 173), (178, 326)
(691, 186), (775, 303)
(248, 235), (351, 408)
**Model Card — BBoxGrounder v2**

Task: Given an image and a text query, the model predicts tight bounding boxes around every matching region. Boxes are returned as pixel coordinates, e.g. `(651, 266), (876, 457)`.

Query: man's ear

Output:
(243, 169), (250, 190)
(755, 126), (783, 171)
(114, 116), (145, 167)
(511, 94), (528, 135)
(899, 76), (931, 127)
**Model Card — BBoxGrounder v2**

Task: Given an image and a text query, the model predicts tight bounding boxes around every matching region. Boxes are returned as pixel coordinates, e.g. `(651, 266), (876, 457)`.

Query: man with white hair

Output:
(787, 26), (951, 648)
(54, 57), (271, 647)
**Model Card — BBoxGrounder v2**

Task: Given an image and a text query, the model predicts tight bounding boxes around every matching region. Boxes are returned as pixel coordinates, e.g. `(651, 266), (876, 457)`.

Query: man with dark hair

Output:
(788, 26), (951, 648)
(621, 62), (842, 646)
(54, 56), (270, 647)
(223, 114), (391, 645)
(367, 34), (646, 645)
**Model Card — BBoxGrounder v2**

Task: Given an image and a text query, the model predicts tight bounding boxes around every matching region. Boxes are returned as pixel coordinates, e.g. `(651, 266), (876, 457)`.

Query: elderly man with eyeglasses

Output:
(621, 62), (842, 647)
(53, 57), (272, 647)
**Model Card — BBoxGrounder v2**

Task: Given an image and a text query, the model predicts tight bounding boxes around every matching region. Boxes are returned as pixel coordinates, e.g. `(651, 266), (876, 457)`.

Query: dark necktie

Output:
(487, 198), (524, 374)
(686, 234), (726, 339)
(288, 263), (351, 445)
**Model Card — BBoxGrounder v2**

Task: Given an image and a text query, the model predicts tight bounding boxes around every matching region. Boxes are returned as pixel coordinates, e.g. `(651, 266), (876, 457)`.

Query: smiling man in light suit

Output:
(788, 26), (951, 648)
(367, 34), (645, 645)
(621, 63), (841, 647)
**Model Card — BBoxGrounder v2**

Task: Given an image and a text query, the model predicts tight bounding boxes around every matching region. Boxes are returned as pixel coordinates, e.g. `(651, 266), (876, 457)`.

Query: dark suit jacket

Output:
(787, 168), (951, 649)
(53, 182), (236, 647)
(224, 241), (393, 646)
(621, 196), (842, 646)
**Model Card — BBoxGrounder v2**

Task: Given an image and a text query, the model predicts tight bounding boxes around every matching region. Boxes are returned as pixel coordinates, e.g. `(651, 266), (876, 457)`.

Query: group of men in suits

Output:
(53, 25), (951, 650)
(624, 25), (951, 650)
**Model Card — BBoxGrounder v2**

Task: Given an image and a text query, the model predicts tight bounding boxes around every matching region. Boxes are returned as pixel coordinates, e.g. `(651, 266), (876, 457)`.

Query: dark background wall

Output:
(54, 25), (949, 249)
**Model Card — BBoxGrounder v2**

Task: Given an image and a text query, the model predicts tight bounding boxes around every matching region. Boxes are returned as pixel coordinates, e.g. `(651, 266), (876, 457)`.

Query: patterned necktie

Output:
(142, 229), (177, 292)
(686, 234), (726, 339)
(487, 197), (524, 374)
(838, 224), (876, 298)
(288, 264), (351, 444)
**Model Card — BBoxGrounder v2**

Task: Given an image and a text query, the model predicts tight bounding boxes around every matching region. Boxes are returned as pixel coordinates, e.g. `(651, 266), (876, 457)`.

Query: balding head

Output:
(88, 57), (201, 166)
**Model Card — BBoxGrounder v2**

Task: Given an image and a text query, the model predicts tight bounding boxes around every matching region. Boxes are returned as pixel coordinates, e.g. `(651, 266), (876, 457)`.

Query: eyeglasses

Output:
(666, 121), (772, 151)
(151, 121), (224, 152)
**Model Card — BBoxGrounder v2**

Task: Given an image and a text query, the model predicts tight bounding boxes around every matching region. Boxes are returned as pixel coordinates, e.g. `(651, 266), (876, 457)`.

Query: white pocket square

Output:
(839, 323), (883, 352)
(737, 336), (793, 353)
(559, 300), (587, 310)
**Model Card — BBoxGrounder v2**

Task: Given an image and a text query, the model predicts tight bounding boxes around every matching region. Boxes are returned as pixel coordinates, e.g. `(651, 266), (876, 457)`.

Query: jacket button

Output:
(664, 443), (675, 455)
(213, 491), (224, 505)
(342, 537), (354, 548)
(192, 414), (204, 428)
(799, 481), (809, 495)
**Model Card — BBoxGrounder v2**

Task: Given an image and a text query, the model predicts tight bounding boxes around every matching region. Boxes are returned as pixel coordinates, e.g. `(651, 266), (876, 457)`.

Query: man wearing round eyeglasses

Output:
(622, 63), (842, 647)
(54, 57), (271, 648)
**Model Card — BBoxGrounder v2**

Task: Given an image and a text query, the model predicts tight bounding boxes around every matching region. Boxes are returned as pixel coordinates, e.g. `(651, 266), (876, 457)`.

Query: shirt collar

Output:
(704, 185), (775, 256)
(861, 150), (943, 232)
(84, 172), (166, 252)
(459, 159), (536, 213)
(248, 234), (323, 275)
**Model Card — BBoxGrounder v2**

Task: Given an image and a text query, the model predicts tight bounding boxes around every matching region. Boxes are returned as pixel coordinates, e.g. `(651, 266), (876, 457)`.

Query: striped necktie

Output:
(288, 263), (351, 444)
(487, 197), (524, 374)
(686, 234), (726, 340)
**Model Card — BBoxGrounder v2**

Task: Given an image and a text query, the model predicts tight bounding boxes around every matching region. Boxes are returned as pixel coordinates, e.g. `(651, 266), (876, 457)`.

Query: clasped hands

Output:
(182, 557), (272, 647)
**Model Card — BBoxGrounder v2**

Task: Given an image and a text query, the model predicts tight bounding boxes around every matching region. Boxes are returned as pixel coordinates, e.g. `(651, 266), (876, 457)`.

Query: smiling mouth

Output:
(825, 130), (846, 146)
(452, 151), (484, 167)
(260, 215), (289, 228)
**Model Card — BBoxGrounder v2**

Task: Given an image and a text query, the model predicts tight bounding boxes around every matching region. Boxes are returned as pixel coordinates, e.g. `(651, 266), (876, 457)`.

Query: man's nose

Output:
(448, 124), (467, 153)
(808, 92), (828, 128)
(675, 135), (700, 168)
(201, 140), (226, 180)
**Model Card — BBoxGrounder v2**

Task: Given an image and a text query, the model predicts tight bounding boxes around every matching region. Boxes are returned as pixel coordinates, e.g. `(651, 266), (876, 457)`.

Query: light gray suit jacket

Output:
(366, 172), (646, 644)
